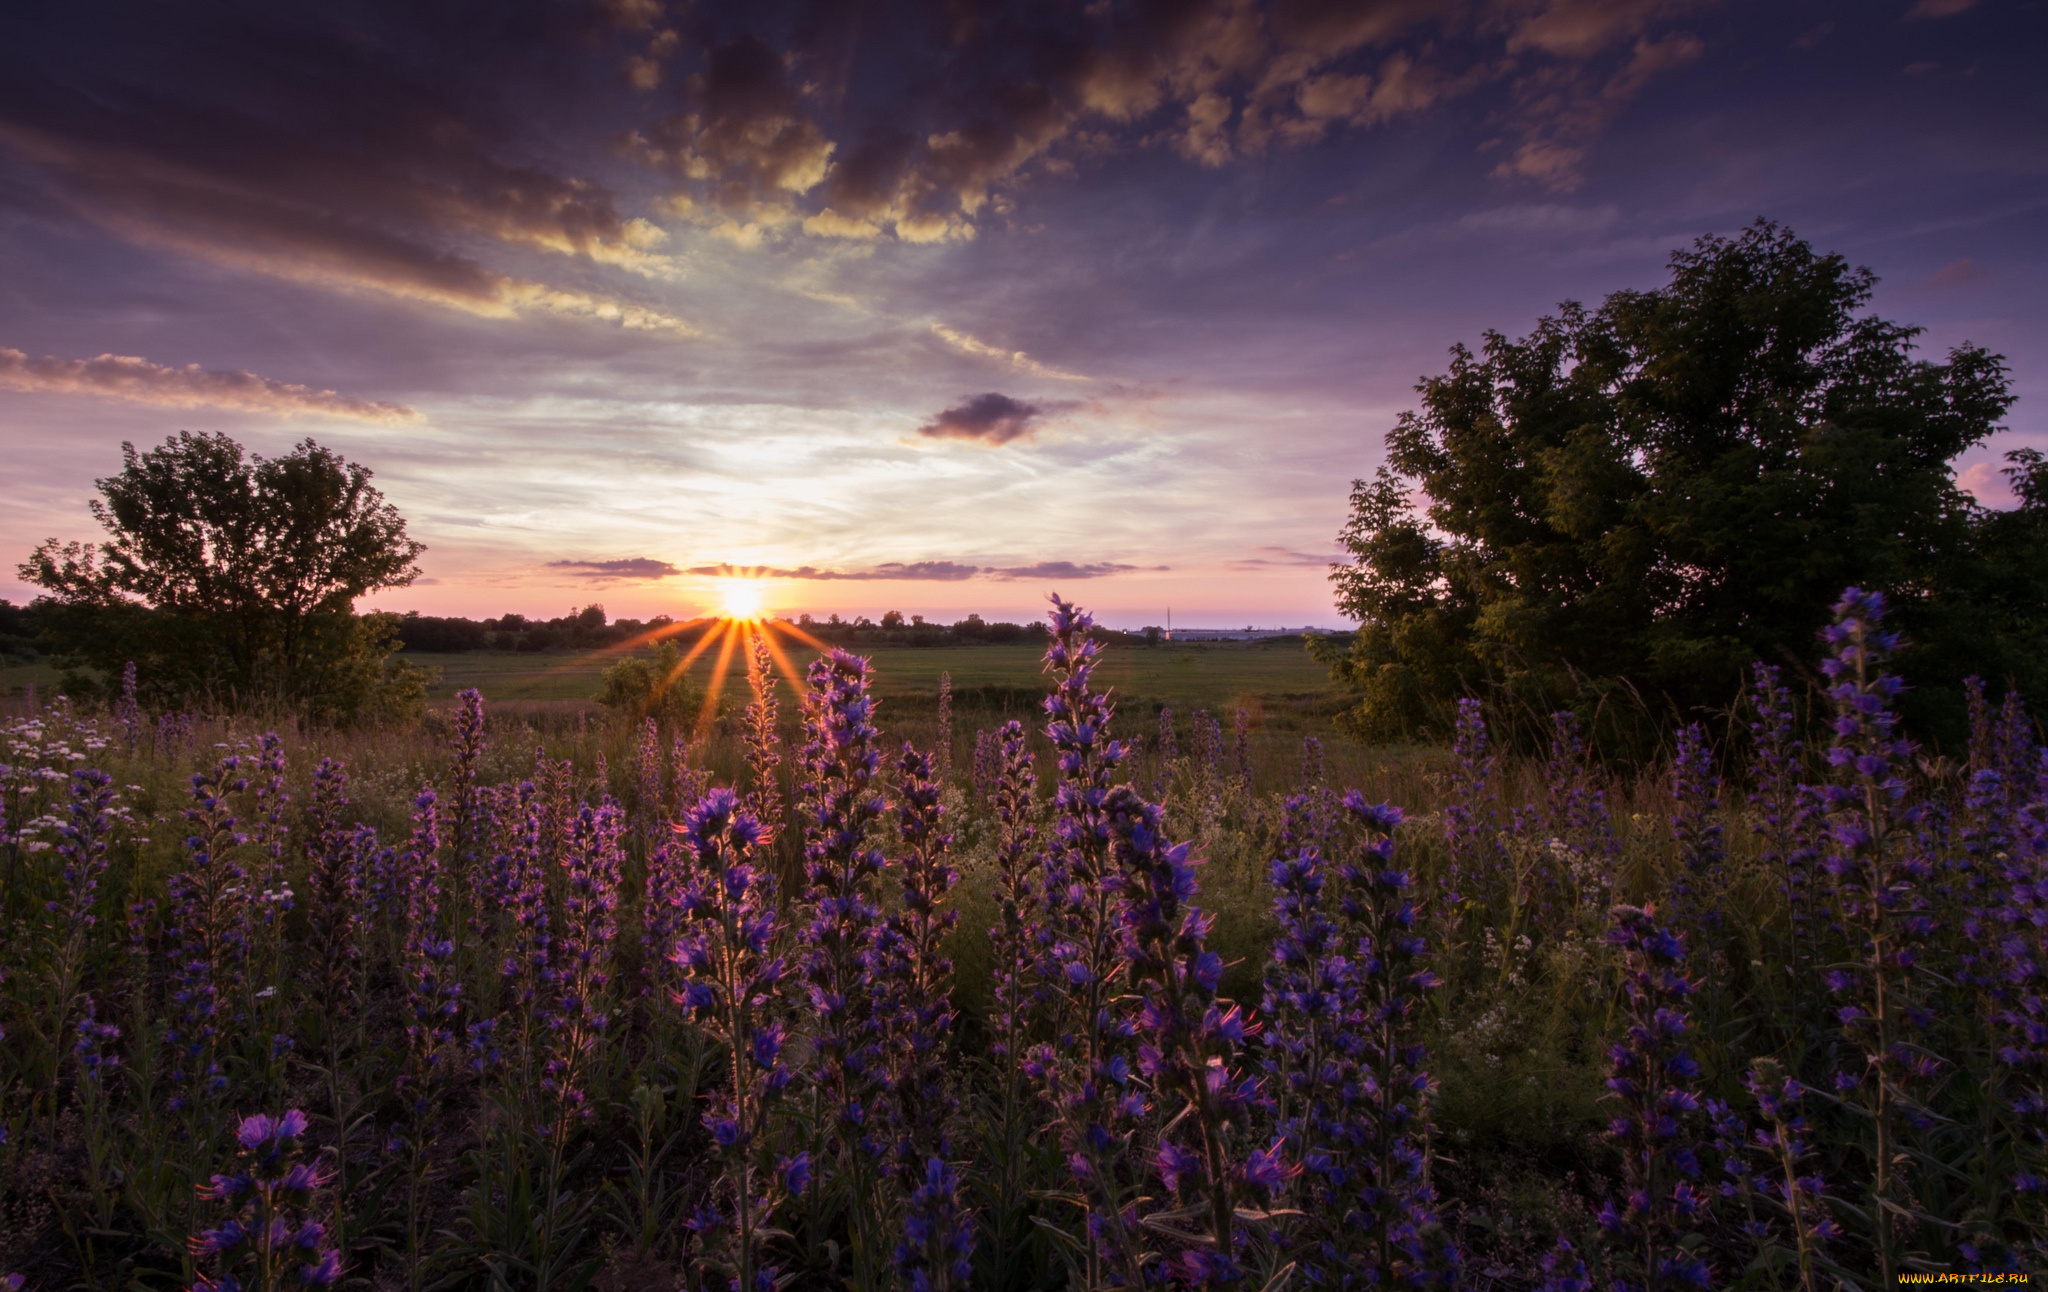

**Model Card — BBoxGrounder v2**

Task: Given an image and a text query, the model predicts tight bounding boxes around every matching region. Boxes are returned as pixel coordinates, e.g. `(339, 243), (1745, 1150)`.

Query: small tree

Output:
(20, 431), (427, 719)
(595, 639), (708, 726)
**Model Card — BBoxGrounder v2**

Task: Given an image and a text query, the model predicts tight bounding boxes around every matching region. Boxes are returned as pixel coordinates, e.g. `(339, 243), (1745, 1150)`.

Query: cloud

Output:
(916, 392), (1045, 445)
(680, 559), (1152, 581)
(988, 561), (1151, 580)
(0, 347), (420, 422)
(547, 558), (683, 579)
(1491, 27), (1708, 189)
(687, 561), (981, 581)
(629, 35), (836, 214)
(1924, 257), (1988, 287)
(0, 119), (702, 333)
(1226, 545), (1342, 569)
(930, 324), (1088, 381)
(619, 0), (1708, 239)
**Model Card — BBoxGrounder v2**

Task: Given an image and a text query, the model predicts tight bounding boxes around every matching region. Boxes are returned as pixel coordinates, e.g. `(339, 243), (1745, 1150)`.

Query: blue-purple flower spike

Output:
(668, 787), (797, 1292)
(1600, 904), (1710, 1292)
(187, 1107), (340, 1291)
(1815, 587), (1932, 1287)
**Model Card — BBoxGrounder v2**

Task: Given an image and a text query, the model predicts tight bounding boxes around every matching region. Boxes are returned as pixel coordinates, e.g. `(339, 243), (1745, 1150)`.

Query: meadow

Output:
(0, 592), (2041, 1292)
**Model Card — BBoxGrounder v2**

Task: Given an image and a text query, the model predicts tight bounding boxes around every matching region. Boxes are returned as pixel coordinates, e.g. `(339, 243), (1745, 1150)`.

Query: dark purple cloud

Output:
(916, 393), (1043, 444)
(548, 558), (682, 579)
(687, 561), (981, 581)
(990, 561), (1153, 580)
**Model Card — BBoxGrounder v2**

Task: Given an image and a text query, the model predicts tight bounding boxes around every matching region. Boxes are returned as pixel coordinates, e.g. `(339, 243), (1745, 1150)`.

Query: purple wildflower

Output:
(1026, 594), (1146, 1284)
(1814, 587), (1932, 1286)
(796, 647), (894, 1285)
(883, 742), (971, 1290)
(1109, 783), (1264, 1283)
(499, 784), (553, 1071)
(1601, 904), (1711, 1292)
(1294, 793), (1454, 1285)
(304, 759), (360, 1011)
(742, 634), (785, 861)
(49, 766), (118, 1022)
(1742, 1064), (1835, 1292)
(166, 752), (252, 1108)
(1747, 664), (1820, 961)
(935, 670), (954, 785)
(1669, 723), (1723, 928)
(114, 660), (143, 749)
(1441, 697), (1497, 917)
(397, 788), (458, 1119)
(666, 788), (797, 1292)
(186, 1108), (339, 1291)
(542, 800), (623, 1138)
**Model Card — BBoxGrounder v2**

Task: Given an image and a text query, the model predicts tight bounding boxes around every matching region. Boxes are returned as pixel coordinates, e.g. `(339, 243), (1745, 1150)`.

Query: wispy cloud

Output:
(0, 347), (420, 422)
(930, 324), (1088, 381)
(988, 561), (1154, 580)
(682, 559), (1155, 581)
(688, 560), (981, 581)
(1904, 0), (1976, 19)
(547, 557), (682, 579)
(1226, 546), (1342, 570)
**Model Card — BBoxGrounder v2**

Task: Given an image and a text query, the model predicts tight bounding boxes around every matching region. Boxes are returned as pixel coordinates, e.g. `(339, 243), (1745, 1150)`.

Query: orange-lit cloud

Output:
(0, 347), (420, 422)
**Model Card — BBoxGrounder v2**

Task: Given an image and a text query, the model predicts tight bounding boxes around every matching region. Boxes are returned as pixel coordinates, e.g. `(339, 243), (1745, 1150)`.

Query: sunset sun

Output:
(716, 579), (765, 621)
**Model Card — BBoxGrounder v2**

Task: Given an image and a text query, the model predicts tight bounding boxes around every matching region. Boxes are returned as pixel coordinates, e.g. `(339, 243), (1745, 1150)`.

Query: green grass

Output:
(413, 635), (1341, 720)
(0, 657), (59, 697)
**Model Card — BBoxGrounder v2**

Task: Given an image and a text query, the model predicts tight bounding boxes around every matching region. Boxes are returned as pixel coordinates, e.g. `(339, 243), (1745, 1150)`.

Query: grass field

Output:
(2, 632), (1349, 731)
(425, 633), (1332, 707)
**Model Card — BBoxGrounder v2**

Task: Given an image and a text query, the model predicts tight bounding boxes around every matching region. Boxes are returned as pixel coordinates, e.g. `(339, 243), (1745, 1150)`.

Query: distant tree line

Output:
(394, 605), (678, 653)
(390, 607), (1087, 653)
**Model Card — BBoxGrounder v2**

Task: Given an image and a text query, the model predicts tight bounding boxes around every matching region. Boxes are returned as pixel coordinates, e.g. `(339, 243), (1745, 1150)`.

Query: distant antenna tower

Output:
(1166, 607), (1172, 642)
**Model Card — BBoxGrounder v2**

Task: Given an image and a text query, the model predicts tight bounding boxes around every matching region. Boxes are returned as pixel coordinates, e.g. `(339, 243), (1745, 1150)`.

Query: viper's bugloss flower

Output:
(1027, 595), (1149, 1282)
(1669, 723), (1723, 926)
(987, 720), (1042, 1061)
(880, 741), (973, 1287)
(304, 759), (360, 1005)
(666, 787), (796, 1292)
(1602, 904), (1711, 1292)
(541, 800), (623, 1135)
(165, 752), (252, 1105)
(789, 649), (890, 1168)
(1747, 665), (1824, 957)
(1269, 791), (1453, 1284)
(1441, 697), (1496, 909)
(1108, 781), (1262, 1280)
(1813, 589), (1936, 1283)
(53, 765), (117, 936)
(398, 787), (457, 1119)
(187, 1108), (339, 1290)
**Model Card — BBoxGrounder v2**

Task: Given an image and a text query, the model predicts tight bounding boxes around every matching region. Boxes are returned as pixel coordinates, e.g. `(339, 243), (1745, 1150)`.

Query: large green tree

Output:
(20, 431), (429, 720)
(1321, 221), (2046, 745)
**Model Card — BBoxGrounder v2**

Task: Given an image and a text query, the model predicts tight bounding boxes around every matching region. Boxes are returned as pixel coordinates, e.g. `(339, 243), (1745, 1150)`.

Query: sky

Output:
(1, 0), (2043, 629)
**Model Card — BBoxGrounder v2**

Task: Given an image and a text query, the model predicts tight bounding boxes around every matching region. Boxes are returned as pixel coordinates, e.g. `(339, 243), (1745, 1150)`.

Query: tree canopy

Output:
(1321, 220), (2046, 745)
(20, 431), (428, 720)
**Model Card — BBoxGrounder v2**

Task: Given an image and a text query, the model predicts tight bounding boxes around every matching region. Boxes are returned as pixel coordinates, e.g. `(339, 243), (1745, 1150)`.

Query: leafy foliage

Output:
(18, 431), (428, 722)
(1322, 221), (2043, 744)
(593, 639), (709, 726)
